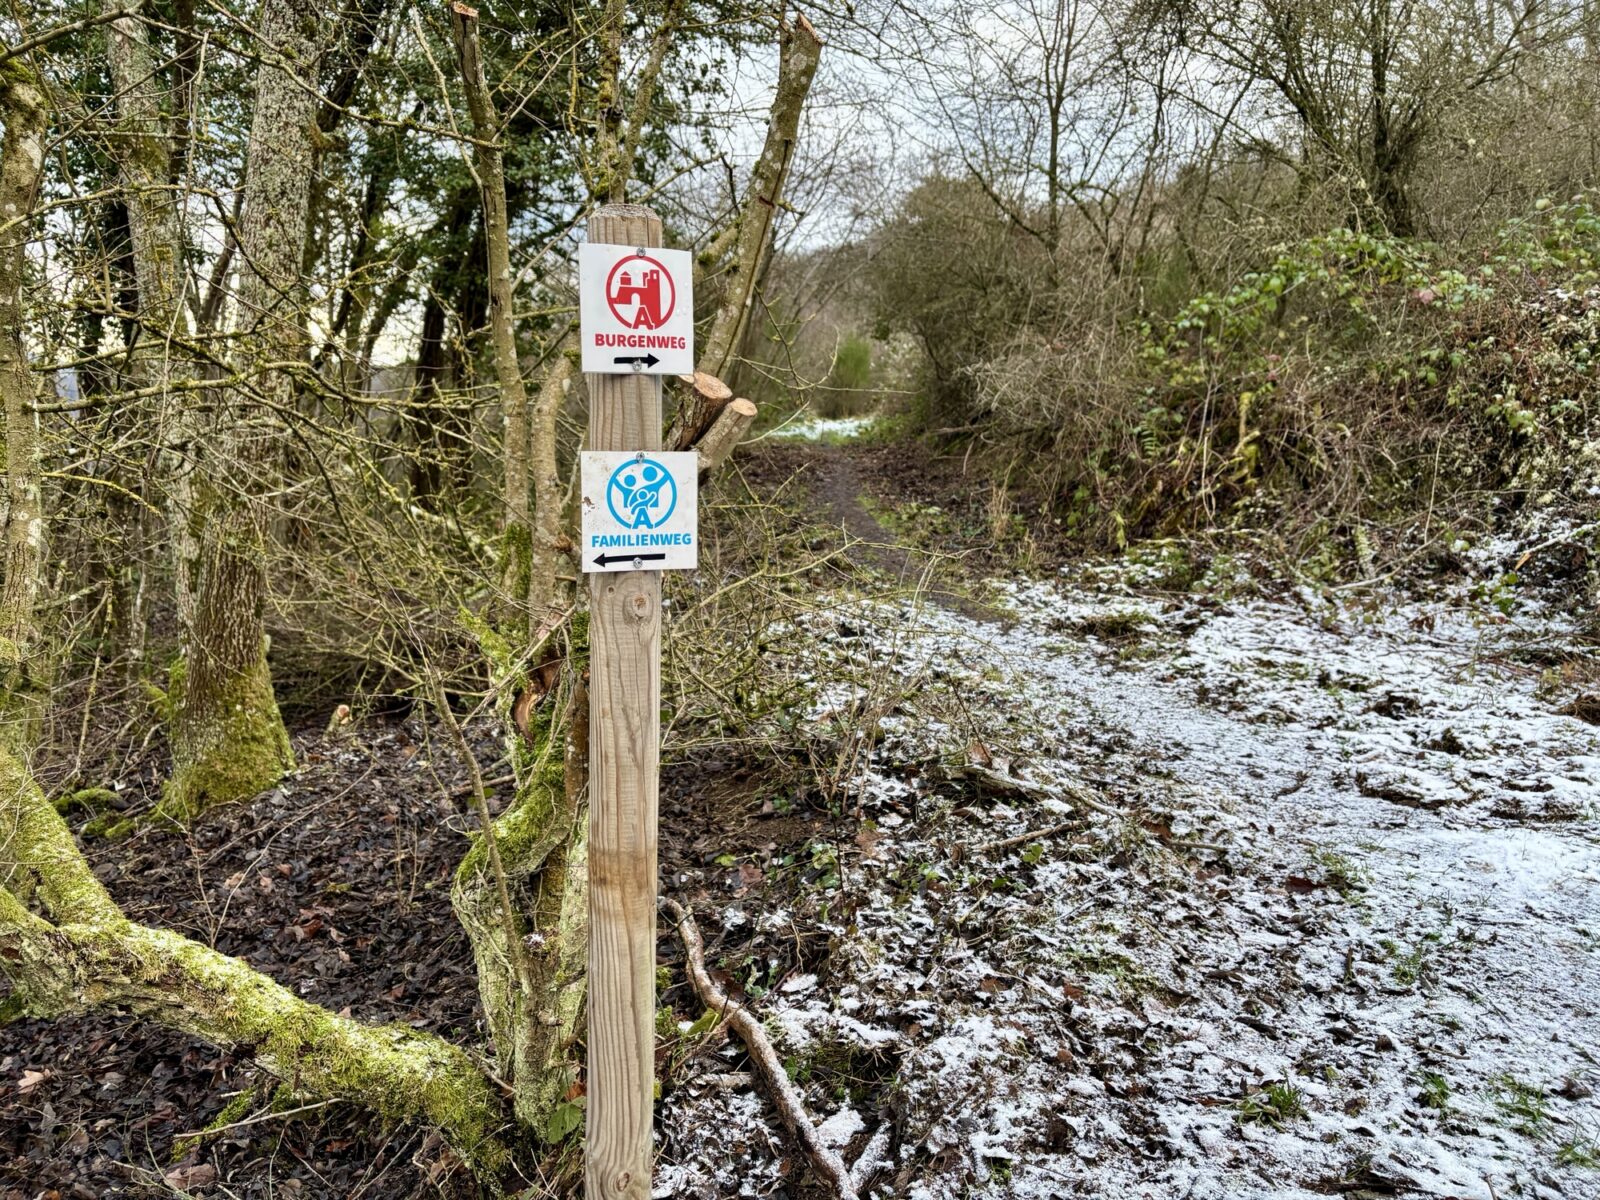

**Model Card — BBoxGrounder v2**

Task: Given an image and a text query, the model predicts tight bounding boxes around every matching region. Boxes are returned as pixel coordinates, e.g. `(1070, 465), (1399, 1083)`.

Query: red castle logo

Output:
(605, 255), (676, 330)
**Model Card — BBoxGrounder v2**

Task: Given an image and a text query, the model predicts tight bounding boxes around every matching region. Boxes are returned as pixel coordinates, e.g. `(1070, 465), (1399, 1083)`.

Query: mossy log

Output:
(0, 749), (508, 1170)
(0, 898), (508, 1169)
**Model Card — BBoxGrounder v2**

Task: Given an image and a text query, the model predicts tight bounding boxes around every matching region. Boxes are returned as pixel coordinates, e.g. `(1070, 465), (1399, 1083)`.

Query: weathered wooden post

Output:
(581, 204), (698, 1199)
(585, 202), (660, 1200)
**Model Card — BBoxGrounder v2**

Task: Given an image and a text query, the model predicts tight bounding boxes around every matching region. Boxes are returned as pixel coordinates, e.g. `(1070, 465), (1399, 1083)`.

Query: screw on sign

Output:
(578, 240), (695, 375)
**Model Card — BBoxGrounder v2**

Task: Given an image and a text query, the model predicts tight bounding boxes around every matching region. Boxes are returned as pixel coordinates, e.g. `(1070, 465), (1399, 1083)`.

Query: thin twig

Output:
(173, 1097), (344, 1139)
(429, 677), (529, 989)
(944, 762), (1121, 818)
(663, 899), (863, 1200)
(975, 819), (1078, 855)
(0, 5), (138, 68)
(450, 772), (515, 799)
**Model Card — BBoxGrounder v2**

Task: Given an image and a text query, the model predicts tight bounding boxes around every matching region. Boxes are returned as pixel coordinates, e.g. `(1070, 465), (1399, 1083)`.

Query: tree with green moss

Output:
(0, 2), (819, 1189)
(0, 57), (48, 758)
(160, 0), (321, 819)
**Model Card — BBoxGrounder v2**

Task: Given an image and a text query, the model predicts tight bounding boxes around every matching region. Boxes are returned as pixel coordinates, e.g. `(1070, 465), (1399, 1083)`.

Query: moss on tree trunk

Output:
(0, 61), (48, 758)
(161, 646), (293, 821)
(1, 899), (508, 1168)
(161, 509), (293, 822)
(163, 0), (317, 818)
(452, 617), (590, 1136)
(453, 707), (590, 1135)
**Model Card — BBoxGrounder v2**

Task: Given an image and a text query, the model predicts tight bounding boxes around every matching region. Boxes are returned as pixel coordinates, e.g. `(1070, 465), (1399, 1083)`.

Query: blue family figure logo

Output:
(607, 457), (677, 530)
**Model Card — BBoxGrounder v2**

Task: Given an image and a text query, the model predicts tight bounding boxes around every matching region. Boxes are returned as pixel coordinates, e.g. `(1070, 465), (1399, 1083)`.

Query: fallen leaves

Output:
(16, 1068), (50, 1095)
(1560, 692), (1600, 725)
(161, 1162), (217, 1192)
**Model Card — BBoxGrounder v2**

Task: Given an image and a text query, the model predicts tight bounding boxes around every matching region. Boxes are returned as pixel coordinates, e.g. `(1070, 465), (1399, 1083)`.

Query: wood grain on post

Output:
(584, 203), (662, 1200)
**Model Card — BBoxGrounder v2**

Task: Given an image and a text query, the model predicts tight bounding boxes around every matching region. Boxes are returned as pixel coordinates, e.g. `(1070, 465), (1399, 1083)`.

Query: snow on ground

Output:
(762, 412), (878, 442)
(660, 563), (1600, 1199)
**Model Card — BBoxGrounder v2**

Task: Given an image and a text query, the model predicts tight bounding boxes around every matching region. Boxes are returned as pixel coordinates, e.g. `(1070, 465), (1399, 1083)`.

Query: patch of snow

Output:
(817, 1105), (864, 1147)
(662, 558), (1600, 1198)
(765, 413), (877, 442)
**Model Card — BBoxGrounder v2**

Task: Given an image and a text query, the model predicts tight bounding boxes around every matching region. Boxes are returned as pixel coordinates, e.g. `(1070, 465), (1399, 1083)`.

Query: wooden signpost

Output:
(582, 203), (692, 1199)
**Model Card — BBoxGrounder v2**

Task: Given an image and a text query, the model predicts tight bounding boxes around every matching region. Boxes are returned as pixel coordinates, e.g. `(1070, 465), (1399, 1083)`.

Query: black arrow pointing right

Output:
(612, 353), (661, 368)
(593, 551), (667, 568)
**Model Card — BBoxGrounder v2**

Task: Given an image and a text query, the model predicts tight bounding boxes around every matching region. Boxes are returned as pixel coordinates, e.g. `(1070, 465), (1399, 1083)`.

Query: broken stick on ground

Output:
(662, 898), (864, 1200)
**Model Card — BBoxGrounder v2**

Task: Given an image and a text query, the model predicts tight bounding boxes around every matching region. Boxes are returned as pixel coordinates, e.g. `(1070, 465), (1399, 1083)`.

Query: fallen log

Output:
(0, 751), (508, 1169)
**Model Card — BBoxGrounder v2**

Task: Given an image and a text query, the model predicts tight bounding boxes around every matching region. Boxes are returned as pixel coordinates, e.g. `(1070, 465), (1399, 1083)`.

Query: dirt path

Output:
(660, 437), (1600, 1199)
(779, 438), (1008, 623)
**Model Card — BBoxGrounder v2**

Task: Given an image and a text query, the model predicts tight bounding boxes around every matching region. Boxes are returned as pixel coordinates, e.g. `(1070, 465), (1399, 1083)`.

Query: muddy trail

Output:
(775, 440), (1007, 624)
(5, 431), (1600, 1200)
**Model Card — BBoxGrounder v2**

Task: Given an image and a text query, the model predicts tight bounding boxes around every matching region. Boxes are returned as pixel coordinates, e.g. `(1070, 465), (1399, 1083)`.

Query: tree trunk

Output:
(694, 396), (759, 477)
(105, 3), (188, 345)
(666, 371), (733, 452)
(408, 287), (464, 504)
(1366, 9), (1416, 237)
(452, 5), (534, 632)
(104, 0), (201, 662)
(449, 4), (590, 1136)
(528, 333), (578, 638)
(409, 190), (486, 506)
(592, 0), (687, 204)
(673, 13), (822, 439)
(451, 673), (590, 1135)
(0, 61), (49, 759)
(165, 0), (323, 819)
(160, 506), (294, 822)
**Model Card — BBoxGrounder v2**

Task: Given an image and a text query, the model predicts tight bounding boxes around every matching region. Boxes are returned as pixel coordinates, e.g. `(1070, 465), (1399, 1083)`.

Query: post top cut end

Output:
(590, 203), (660, 220)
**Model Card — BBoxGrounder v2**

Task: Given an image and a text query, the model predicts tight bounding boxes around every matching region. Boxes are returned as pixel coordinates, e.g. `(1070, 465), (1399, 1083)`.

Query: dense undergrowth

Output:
(873, 195), (1600, 595)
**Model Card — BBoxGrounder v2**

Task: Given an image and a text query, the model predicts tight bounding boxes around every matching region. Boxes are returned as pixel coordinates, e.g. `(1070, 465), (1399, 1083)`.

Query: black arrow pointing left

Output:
(613, 353), (660, 368)
(593, 551), (667, 568)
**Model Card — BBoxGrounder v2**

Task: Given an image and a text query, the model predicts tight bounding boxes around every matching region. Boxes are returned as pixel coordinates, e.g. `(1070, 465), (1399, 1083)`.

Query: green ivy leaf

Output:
(543, 1099), (585, 1144)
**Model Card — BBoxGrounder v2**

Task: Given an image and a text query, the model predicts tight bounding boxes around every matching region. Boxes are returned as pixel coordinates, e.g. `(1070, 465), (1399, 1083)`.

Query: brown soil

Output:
(738, 441), (1012, 622)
